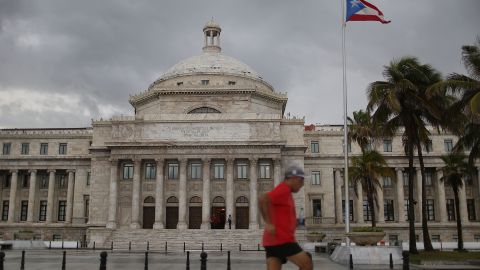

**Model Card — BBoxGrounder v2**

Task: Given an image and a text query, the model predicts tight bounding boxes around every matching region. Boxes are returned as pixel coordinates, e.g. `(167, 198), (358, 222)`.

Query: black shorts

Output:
(265, 242), (303, 264)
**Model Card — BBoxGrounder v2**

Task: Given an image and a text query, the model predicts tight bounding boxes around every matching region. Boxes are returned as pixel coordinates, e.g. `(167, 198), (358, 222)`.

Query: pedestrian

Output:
(259, 165), (313, 270)
(227, 214), (232, 229)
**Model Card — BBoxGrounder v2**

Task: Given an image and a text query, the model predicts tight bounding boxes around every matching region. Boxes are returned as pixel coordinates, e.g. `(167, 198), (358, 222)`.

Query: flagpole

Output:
(341, 0), (351, 246)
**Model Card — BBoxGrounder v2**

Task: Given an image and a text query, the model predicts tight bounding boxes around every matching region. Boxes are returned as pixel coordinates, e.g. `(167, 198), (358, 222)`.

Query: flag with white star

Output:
(346, 0), (391, 24)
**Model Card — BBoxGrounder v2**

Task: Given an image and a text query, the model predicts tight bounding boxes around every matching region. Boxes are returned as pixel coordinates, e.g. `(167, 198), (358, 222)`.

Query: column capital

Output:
(155, 158), (164, 164)
(226, 158), (234, 165)
(133, 157), (142, 164)
(395, 167), (403, 172)
(416, 167), (421, 172)
(66, 169), (76, 174)
(249, 158), (258, 166)
(109, 157), (119, 163)
(274, 158), (281, 165)
(202, 158), (211, 164)
(28, 169), (37, 174)
(436, 167), (444, 173)
(178, 158), (188, 164)
(47, 169), (56, 174)
(10, 169), (18, 174)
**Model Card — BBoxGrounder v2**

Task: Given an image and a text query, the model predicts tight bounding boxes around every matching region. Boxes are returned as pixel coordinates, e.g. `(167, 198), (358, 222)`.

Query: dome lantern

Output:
(203, 19), (221, 53)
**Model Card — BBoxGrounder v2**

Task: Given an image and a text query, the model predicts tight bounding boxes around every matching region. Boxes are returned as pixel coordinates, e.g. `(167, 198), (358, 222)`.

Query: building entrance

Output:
(211, 207), (226, 229)
(235, 196), (249, 229)
(189, 207), (202, 229)
(166, 207), (178, 229)
(143, 207), (155, 229)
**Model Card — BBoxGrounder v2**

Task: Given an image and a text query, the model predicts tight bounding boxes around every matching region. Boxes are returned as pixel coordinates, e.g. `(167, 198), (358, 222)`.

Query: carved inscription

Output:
(143, 123), (250, 141)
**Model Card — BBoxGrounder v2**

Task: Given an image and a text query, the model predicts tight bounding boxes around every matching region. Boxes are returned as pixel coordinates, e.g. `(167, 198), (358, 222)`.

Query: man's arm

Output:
(259, 192), (275, 235)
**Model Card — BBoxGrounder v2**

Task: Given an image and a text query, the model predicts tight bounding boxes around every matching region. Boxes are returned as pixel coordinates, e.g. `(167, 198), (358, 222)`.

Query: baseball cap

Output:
(285, 165), (305, 179)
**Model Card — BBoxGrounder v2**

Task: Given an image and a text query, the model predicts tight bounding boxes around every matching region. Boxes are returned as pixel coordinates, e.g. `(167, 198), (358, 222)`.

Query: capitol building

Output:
(0, 21), (479, 248)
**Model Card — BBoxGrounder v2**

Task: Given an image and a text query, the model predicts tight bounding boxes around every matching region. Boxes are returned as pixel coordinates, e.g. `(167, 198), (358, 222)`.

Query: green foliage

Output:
(352, 226), (384, 233)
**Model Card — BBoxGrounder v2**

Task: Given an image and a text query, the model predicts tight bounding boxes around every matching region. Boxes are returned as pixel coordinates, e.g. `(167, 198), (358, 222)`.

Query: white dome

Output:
(156, 51), (263, 82)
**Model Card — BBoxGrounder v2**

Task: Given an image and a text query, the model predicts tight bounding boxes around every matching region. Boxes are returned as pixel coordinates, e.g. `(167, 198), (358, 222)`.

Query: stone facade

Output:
(0, 21), (479, 247)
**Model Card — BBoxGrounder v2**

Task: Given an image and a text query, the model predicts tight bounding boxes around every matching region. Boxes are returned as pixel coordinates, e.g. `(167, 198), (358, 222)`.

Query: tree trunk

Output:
(417, 141), (434, 251)
(407, 143), (418, 254)
(368, 185), (376, 228)
(453, 187), (464, 250)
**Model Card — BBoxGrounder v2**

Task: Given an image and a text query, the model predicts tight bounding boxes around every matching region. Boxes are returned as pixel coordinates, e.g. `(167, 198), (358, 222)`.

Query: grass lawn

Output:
(410, 251), (480, 264)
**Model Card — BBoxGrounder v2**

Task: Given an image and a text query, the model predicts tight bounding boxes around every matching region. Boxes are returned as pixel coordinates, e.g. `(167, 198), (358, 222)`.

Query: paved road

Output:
(0, 249), (398, 270)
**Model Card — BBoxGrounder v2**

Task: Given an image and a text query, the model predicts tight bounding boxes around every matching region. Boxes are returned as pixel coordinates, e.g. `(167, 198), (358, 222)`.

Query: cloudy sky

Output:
(0, 0), (479, 128)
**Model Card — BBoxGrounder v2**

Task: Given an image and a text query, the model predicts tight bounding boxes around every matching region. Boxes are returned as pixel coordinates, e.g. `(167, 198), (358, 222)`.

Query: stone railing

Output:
(305, 217), (336, 225)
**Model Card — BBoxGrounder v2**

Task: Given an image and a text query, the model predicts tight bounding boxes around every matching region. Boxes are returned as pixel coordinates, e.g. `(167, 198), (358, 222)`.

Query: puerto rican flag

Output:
(346, 0), (391, 24)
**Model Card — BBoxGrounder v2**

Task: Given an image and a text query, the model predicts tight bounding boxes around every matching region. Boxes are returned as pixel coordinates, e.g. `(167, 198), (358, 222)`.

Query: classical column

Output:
(274, 158), (282, 187)
(26, 170), (37, 223)
(7, 170), (18, 223)
(46, 170), (56, 223)
(334, 169), (343, 224)
(130, 159), (141, 229)
(225, 159), (234, 229)
(416, 168), (422, 222)
(355, 181), (364, 224)
(436, 168), (447, 223)
(177, 158), (188, 230)
(376, 182), (385, 223)
(65, 170), (75, 223)
(395, 168), (405, 222)
(459, 177), (469, 223)
(153, 159), (165, 229)
(249, 158), (259, 229)
(107, 159), (119, 229)
(201, 158), (211, 230)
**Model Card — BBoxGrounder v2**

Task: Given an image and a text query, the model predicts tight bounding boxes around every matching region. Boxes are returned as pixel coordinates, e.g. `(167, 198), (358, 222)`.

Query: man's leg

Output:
(266, 257), (283, 270)
(287, 251), (313, 270)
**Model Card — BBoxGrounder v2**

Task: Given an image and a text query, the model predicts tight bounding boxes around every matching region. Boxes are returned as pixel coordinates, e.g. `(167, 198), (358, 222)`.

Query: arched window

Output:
(144, 196), (155, 204)
(236, 196), (248, 204)
(212, 196), (225, 203)
(188, 107), (221, 114)
(166, 196), (179, 203)
(189, 196), (202, 203)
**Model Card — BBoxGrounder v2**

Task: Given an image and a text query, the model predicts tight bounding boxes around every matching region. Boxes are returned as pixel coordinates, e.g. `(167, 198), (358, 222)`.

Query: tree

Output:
(367, 57), (444, 253)
(349, 150), (393, 228)
(348, 110), (378, 153)
(440, 153), (469, 251)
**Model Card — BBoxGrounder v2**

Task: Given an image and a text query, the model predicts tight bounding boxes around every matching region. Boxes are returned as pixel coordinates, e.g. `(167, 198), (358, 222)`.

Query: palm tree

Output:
(349, 150), (393, 228)
(440, 153), (469, 251)
(348, 110), (378, 153)
(367, 57), (444, 253)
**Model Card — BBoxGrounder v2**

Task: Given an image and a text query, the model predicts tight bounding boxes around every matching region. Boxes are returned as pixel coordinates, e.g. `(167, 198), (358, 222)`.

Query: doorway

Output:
(236, 196), (249, 229)
(143, 207), (155, 229)
(211, 207), (226, 229)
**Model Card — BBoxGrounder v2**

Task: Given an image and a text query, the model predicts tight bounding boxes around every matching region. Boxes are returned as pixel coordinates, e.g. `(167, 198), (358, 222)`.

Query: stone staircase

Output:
(109, 228), (309, 252)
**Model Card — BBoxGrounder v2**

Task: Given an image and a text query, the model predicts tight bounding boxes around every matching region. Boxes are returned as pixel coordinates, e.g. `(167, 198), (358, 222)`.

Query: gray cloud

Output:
(0, 0), (479, 128)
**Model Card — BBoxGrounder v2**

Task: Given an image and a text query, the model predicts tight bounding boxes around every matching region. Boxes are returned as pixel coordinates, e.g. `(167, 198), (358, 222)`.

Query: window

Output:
(86, 172), (91, 186)
(228, 81), (236, 85)
(431, 235), (441, 242)
(405, 200), (411, 221)
(312, 199), (322, 217)
(59, 143), (67, 155)
(177, 81), (183, 86)
(425, 171), (433, 186)
(39, 201), (47, 221)
(58, 200), (66, 221)
(123, 164), (134, 179)
(3, 175), (10, 188)
(447, 199), (455, 221)
(145, 163), (156, 179)
(237, 161), (248, 179)
(21, 174), (29, 188)
(189, 162), (202, 179)
(452, 235), (458, 242)
(20, 201), (28, 221)
(426, 199), (435, 221)
(188, 107), (221, 114)
(467, 199), (476, 221)
(384, 199), (395, 221)
(383, 176), (392, 187)
(363, 200), (372, 221)
(444, 139), (453, 152)
(53, 234), (62, 241)
(58, 175), (67, 189)
(403, 171), (410, 186)
(311, 141), (319, 153)
(213, 162), (224, 179)
(311, 171), (321, 185)
(201, 80), (209, 85)
(475, 235), (480, 242)
(389, 235), (399, 246)
(383, 139), (392, 152)
(84, 195), (90, 223)
(342, 200), (354, 222)
(259, 161), (271, 179)
(2, 143), (11, 155)
(424, 140), (433, 153)
(40, 174), (48, 189)
(2, 201), (9, 221)
(168, 163), (179, 180)
(40, 143), (48, 155)
(21, 143), (29, 155)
